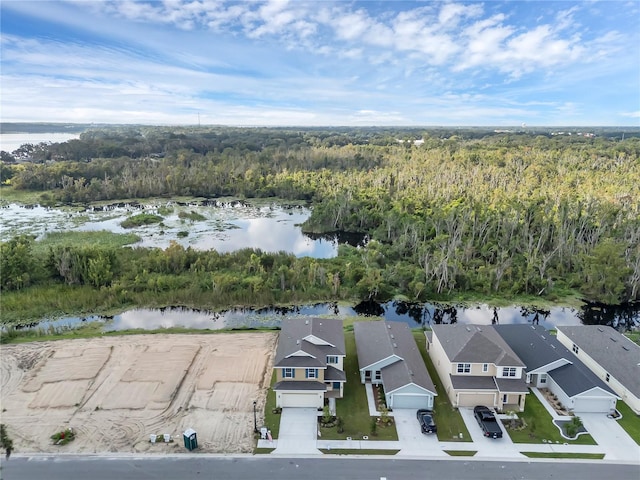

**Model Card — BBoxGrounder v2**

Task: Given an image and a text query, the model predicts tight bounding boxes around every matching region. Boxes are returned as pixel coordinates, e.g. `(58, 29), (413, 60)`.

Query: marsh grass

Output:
(33, 231), (140, 255)
(121, 213), (163, 228)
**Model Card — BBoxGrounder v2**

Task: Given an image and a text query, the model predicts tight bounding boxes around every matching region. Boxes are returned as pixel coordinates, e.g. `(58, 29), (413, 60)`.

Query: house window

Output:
(375, 371), (382, 381)
(502, 367), (517, 377)
(539, 373), (547, 384)
(502, 394), (508, 403)
(305, 368), (318, 379)
(327, 355), (339, 364)
(333, 382), (341, 389)
(482, 363), (489, 373)
(605, 373), (610, 382)
(282, 368), (294, 379)
(457, 363), (471, 374)
(572, 344), (579, 354)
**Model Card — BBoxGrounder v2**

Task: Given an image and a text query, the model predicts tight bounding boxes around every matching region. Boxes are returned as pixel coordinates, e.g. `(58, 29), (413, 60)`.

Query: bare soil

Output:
(0, 333), (277, 454)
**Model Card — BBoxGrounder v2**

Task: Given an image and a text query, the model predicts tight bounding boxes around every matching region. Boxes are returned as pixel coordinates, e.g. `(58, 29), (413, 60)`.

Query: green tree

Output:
(581, 239), (631, 304)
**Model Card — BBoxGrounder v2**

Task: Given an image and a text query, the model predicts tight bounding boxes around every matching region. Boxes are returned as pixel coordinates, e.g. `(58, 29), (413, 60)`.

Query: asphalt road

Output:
(1, 455), (639, 480)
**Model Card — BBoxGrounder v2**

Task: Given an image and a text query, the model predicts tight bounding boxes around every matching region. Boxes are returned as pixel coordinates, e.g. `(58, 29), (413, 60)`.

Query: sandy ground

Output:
(0, 333), (277, 454)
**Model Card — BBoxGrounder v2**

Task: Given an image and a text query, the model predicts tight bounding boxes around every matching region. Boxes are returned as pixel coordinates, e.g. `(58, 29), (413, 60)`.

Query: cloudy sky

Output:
(1, 0), (639, 126)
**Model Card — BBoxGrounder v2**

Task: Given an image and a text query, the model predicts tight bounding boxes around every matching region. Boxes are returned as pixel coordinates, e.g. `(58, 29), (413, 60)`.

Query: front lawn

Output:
(616, 401), (640, 445)
(504, 391), (596, 445)
(521, 452), (605, 459)
(413, 330), (471, 442)
(262, 371), (280, 438)
(320, 331), (398, 441)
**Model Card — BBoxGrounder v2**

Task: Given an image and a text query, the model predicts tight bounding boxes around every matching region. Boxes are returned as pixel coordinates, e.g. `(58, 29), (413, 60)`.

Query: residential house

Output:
(354, 321), (436, 409)
(427, 324), (528, 411)
(556, 325), (639, 414)
(496, 325), (619, 414)
(272, 318), (346, 409)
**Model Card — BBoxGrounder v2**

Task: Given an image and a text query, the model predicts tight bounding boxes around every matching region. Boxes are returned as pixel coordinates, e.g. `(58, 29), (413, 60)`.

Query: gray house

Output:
(556, 326), (640, 414)
(354, 321), (436, 409)
(495, 325), (619, 414)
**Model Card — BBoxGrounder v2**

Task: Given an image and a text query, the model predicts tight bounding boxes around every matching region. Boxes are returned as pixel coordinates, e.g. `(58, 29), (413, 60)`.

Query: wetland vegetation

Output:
(1, 126), (639, 326)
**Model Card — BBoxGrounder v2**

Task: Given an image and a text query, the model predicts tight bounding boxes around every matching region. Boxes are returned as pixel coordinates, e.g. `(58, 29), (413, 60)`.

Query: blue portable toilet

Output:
(183, 428), (198, 451)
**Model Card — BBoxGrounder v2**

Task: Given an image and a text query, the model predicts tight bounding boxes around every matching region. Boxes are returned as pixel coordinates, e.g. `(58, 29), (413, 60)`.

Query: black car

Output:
(473, 405), (503, 439)
(416, 409), (437, 434)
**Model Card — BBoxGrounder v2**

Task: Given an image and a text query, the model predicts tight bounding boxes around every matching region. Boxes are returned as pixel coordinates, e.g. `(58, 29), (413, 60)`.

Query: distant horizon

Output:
(1, 1), (638, 127)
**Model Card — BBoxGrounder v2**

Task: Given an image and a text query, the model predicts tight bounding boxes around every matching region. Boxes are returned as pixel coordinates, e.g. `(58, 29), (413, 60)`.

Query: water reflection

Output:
(0, 202), (364, 258)
(20, 300), (639, 333)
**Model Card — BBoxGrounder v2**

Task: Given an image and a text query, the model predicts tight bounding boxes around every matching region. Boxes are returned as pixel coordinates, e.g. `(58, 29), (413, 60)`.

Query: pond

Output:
(0, 200), (363, 258)
(0, 133), (81, 153)
(17, 300), (639, 334)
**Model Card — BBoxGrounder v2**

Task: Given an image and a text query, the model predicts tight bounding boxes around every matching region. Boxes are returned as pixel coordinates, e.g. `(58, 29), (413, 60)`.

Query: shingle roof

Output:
(495, 325), (617, 398)
(274, 318), (345, 368)
(432, 324), (525, 367)
(273, 381), (327, 391)
(557, 325), (640, 399)
(354, 321), (436, 394)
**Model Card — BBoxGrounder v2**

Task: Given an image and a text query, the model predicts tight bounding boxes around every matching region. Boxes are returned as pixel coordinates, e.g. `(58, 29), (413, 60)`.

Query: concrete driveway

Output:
(579, 413), (640, 462)
(458, 407), (517, 457)
(393, 409), (446, 456)
(272, 408), (320, 455)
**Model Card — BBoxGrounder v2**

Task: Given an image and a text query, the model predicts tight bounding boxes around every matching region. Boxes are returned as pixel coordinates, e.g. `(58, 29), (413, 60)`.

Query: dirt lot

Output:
(0, 333), (277, 454)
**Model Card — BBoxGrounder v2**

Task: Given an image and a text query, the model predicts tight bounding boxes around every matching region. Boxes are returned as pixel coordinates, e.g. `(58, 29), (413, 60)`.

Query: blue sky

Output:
(1, 0), (639, 126)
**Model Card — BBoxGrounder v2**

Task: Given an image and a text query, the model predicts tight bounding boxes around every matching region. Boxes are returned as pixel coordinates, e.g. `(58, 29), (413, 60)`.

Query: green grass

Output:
(253, 448), (276, 454)
(0, 186), (53, 205)
(504, 391), (596, 445)
(624, 332), (640, 346)
(412, 330), (471, 442)
(444, 450), (477, 456)
(521, 452), (605, 459)
(178, 210), (206, 221)
(120, 213), (163, 228)
(319, 449), (399, 455)
(321, 331), (398, 441)
(616, 401), (640, 445)
(263, 371), (281, 439)
(33, 230), (140, 255)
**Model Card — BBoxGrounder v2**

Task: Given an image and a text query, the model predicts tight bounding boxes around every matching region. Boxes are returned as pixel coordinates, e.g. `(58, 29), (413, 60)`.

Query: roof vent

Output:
(305, 320), (309, 325)
(409, 370), (414, 376)
(296, 340), (300, 345)
(465, 326), (471, 332)
(610, 337), (618, 343)
(597, 327), (604, 332)
(550, 344), (556, 349)
(622, 345), (629, 351)
(390, 334), (395, 339)
(393, 343), (397, 348)
(387, 324), (391, 329)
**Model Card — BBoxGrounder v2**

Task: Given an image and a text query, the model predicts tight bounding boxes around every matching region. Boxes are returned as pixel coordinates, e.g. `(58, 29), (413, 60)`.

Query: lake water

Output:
(0, 201), (352, 257)
(0, 133), (80, 152)
(19, 301), (640, 333)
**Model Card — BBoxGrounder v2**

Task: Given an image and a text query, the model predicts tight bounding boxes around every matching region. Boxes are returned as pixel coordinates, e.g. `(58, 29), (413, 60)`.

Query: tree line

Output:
(1, 127), (638, 323)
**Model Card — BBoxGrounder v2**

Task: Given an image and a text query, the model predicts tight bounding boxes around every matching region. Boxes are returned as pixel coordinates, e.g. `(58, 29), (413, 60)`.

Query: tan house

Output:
(556, 325), (639, 414)
(272, 318), (346, 409)
(427, 324), (528, 411)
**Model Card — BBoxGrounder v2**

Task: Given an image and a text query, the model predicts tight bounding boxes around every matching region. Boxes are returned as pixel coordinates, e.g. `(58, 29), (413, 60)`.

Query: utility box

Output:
(183, 428), (198, 451)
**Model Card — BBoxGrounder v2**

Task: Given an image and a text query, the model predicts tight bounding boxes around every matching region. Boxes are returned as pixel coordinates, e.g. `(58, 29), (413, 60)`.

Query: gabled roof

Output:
(557, 325), (640, 399)
(495, 325), (617, 398)
(432, 324), (525, 367)
(354, 321), (436, 395)
(274, 318), (345, 368)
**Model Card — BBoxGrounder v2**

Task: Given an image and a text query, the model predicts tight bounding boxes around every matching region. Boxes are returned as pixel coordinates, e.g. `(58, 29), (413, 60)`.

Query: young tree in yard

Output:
(0, 235), (38, 290)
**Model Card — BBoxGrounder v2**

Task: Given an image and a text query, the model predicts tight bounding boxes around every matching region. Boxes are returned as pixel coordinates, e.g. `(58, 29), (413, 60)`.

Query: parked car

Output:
(416, 409), (437, 434)
(473, 405), (503, 438)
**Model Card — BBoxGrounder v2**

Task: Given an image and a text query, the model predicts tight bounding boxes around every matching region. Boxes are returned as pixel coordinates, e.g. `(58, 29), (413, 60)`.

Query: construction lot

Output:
(0, 333), (277, 454)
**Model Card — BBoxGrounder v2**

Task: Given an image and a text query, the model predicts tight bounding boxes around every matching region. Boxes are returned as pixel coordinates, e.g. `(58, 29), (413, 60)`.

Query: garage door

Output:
(279, 393), (322, 408)
(457, 392), (496, 408)
(573, 397), (612, 413)
(391, 394), (431, 410)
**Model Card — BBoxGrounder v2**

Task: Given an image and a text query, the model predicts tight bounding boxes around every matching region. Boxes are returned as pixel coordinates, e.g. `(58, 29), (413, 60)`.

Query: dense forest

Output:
(1, 126), (639, 324)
